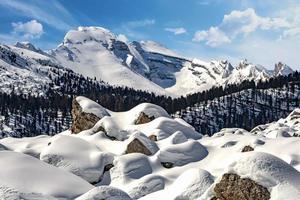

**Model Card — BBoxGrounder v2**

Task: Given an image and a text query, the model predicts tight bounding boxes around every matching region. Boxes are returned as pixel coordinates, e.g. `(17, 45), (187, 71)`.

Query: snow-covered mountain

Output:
(50, 26), (294, 96)
(1, 96), (300, 199)
(0, 26), (294, 97)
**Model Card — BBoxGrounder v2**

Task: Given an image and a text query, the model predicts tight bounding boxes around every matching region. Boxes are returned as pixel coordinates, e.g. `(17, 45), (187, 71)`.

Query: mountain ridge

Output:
(0, 26), (295, 97)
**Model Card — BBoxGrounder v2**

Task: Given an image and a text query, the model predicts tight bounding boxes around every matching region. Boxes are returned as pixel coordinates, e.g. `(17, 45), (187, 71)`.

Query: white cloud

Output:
(12, 20), (43, 39)
(194, 8), (292, 47)
(222, 8), (290, 36)
(193, 27), (230, 47)
(165, 27), (187, 35)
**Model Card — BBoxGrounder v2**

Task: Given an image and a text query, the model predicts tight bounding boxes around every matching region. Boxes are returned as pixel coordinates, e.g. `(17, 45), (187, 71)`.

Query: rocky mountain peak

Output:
(274, 62), (293, 76)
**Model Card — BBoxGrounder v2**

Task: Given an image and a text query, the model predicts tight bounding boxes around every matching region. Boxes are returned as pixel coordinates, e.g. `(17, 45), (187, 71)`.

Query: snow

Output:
(1, 98), (300, 199)
(76, 96), (110, 118)
(157, 140), (208, 167)
(40, 135), (114, 183)
(110, 153), (152, 185)
(0, 151), (93, 199)
(76, 186), (132, 200)
(139, 40), (181, 58)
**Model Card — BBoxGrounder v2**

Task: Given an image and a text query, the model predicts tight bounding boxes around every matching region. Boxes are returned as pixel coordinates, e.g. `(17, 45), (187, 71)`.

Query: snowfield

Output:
(1, 96), (300, 199)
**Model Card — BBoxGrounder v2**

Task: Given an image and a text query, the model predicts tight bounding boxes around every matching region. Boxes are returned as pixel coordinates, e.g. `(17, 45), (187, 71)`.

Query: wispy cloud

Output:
(117, 19), (156, 40)
(0, 0), (77, 31)
(165, 27), (187, 35)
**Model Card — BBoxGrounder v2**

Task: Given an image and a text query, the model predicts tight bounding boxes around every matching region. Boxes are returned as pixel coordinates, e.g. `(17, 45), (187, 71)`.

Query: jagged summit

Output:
(274, 62), (293, 76)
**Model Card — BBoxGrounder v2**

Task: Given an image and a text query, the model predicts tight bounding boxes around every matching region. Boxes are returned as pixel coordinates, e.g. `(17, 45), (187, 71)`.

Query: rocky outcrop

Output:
(241, 145), (254, 152)
(71, 98), (100, 134)
(148, 135), (157, 141)
(126, 139), (153, 156)
(125, 132), (159, 156)
(135, 112), (155, 125)
(214, 173), (270, 200)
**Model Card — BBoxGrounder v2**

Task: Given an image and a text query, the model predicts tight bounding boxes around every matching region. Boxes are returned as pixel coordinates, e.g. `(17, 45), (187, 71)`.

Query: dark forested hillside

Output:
(1, 70), (300, 137)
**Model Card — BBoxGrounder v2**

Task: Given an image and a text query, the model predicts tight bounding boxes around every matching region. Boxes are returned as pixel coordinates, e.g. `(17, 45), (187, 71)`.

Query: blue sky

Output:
(0, 0), (300, 69)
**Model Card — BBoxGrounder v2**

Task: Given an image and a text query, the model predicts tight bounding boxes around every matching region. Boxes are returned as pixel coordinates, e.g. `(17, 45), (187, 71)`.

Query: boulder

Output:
(148, 135), (157, 141)
(214, 173), (270, 200)
(71, 96), (109, 134)
(125, 132), (159, 156)
(135, 112), (155, 125)
(71, 98), (100, 134)
(241, 145), (254, 152)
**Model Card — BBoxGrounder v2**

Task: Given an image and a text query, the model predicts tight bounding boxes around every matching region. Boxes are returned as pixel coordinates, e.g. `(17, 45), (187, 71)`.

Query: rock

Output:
(148, 135), (157, 141)
(161, 162), (173, 169)
(214, 173), (270, 200)
(104, 163), (114, 172)
(135, 112), (155, 124)
(241, 145), (254, 152)
(71, 98), (101, 134)
(126, 139), (152, 156)
(125, 132), (159, 156)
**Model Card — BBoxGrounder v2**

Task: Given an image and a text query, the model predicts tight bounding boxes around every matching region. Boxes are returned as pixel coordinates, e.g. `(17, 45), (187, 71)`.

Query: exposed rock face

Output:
(71, 98), (100, 134)
(241, 145), (254, 152)
(125, 138), (153, 156)
(135, 112), (155, 125)
(161, 162), (174, 169)
(148, 135), (157, 141)
(214, 173), (270, 200)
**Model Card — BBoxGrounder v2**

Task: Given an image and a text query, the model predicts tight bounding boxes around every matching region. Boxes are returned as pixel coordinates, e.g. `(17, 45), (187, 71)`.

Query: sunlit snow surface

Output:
(1, 97), (300, 199)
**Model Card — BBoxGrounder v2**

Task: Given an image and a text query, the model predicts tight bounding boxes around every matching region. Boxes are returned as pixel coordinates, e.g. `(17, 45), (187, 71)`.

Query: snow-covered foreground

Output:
(1, 96), (300, 199)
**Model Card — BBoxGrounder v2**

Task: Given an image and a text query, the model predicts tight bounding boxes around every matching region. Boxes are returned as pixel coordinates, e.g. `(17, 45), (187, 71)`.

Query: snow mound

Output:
(0, 151), (93, 198)
(76, 186), (132, 200)
(110, 154), (152, 185)
(40, 135), (113, 183)
(0, 135), (51, 158)
(158, 140), (208, 167)
(127, 174), (165, 199)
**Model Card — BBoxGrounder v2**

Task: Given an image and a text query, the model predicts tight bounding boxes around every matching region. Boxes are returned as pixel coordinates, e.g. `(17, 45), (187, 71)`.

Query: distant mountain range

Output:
(0, 26), (294, 97)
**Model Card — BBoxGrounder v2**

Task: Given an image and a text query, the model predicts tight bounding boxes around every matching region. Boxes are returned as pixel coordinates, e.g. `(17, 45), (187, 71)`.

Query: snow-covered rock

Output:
(110, 154), (152, 185)
(71, 96), (110, 134)
(158, 140), (208, 167)
(251, 108), (300, 137)
(40, 135), (113, 183)
(125, 131), (159, 155)
(168, 168), (214, 199)
(2, 97), (300, 199)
